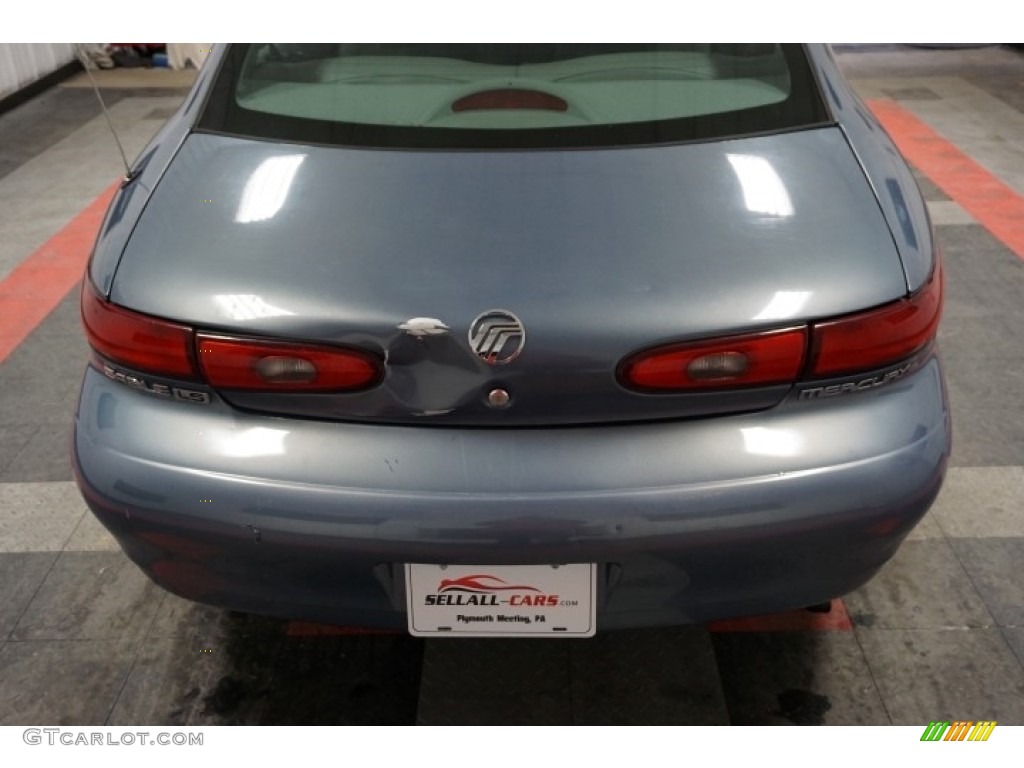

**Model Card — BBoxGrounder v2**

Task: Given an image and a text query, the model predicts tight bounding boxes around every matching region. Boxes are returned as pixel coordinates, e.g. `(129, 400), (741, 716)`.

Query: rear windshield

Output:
(198, 44), (829, 149)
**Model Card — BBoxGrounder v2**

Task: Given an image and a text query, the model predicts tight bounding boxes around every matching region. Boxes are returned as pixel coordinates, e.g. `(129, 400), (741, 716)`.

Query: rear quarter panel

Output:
(807, 43), (936, 291)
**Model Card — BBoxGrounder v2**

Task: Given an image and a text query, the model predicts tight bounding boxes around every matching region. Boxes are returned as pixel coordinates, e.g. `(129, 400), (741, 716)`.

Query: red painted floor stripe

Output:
(0, 181), (119, 364)
(868, 98), (1024, 261)
(290, 610), (856, 635)
(708, 599), (853, 632)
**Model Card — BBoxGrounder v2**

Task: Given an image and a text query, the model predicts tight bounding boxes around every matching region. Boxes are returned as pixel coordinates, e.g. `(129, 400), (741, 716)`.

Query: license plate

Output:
(405, 563), (597, 637)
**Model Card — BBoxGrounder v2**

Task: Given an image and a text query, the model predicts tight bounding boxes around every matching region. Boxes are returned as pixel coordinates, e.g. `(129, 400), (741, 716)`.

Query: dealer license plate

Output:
(405, 563), (597, 637)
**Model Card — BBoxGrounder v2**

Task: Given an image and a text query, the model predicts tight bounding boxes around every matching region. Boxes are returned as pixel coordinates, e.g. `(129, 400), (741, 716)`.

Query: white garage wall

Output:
(0, 43), (77, 100)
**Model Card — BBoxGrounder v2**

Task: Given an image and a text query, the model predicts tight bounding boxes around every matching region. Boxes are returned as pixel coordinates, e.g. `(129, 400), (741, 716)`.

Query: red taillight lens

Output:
(809, 264), (943, 377)
(82, 281), (383, 393)
(452, 89), (568, 113)
(196, 334), (382, 392)
(619, 262), (943, 393)
(81, 280), (197, 378)
(620, 327), (807, 391)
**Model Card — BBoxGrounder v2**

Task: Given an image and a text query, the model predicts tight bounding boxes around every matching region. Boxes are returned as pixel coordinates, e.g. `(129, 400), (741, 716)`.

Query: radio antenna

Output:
(74, 45), (135, 184)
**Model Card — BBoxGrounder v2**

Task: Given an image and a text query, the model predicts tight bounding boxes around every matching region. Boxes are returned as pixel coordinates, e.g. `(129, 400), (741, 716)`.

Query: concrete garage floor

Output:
(1, 46), (1023, 725)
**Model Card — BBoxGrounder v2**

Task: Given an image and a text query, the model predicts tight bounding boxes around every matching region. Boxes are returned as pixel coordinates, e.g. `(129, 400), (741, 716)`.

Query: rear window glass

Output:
(198, 44), (829, 149)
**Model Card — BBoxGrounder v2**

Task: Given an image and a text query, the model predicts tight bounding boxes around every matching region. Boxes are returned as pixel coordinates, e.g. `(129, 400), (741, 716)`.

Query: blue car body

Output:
(73, 44), (950, 630)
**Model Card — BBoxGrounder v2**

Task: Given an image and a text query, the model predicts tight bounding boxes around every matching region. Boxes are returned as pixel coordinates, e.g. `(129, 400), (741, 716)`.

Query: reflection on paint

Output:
(752, 290), (811, 321)
(208, 427), (288, 458)
(741, 426), (803, 457)
(727, 154), (794, 217)
(213, 293), (295, 320)
(235, 154), (306, 223)
(885, 177), (918, 249)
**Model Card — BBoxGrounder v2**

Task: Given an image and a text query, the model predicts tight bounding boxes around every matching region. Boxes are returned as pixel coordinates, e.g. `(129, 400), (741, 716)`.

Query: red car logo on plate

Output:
(438, 574), (541, 594)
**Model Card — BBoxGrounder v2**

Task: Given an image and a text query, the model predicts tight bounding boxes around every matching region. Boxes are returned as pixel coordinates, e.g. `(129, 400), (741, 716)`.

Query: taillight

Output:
(81, 281), (382, 393)
(196, 334), (382, 392)
(81, 279), (196, 378)
(620, 327), (807, 391)
(809, 264), (943, 377)
(618, 263), (943, 393)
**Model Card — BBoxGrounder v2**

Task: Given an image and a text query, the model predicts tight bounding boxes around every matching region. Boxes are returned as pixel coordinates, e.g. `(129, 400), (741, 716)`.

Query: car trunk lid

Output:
(111, 128), (905, 425)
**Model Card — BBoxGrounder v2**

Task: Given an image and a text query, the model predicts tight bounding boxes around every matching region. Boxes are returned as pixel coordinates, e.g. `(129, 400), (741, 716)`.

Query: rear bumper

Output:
(72, 358), (950, 629)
